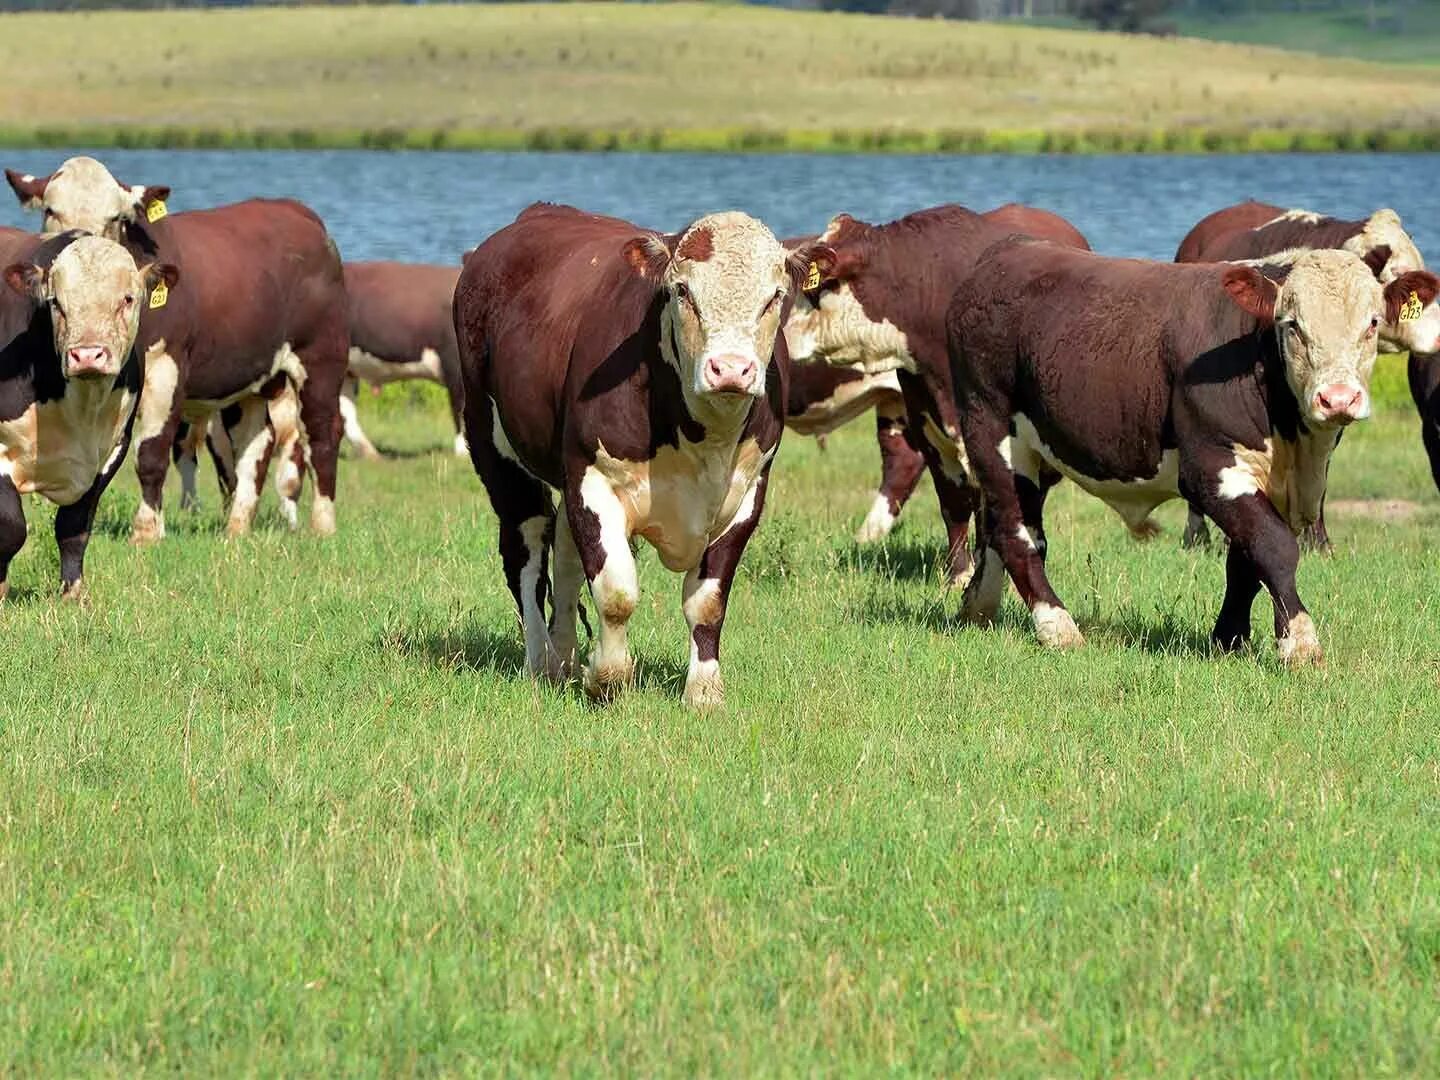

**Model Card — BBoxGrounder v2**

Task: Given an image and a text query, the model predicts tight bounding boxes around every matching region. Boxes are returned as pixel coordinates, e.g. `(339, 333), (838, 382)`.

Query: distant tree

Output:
(1077, 0), (1174, 31)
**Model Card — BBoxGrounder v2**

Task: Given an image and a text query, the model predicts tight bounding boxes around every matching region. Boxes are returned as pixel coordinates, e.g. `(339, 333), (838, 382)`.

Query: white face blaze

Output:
(28, 156), (155, 241)
(1343, 208), (1426, 282)
(1270, 250), (1383, 429)
(660, 212), (789, 404)
(20, 238), (157, 380)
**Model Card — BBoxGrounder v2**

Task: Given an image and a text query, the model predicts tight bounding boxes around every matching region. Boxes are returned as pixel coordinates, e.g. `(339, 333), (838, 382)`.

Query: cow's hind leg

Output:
(548, 510), (584, 682)
(207, 407), (239, 503)
(681, 468), (773, 709)
(1182, 503), (1213, 549)
(268, 382), (305, 530)
(0, 477), (26, 602)
(568, 473), (637, 699)
(174, 421), (204, 511)
(960, 413), (1081, 649)
(856, 397), (926, 544)
(223, 397), (277, 537)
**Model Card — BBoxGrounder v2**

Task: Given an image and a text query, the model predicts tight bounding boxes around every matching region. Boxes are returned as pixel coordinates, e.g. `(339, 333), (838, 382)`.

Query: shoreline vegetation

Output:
(3, 124), (1440, 154)
(2, 4), (1439, 154)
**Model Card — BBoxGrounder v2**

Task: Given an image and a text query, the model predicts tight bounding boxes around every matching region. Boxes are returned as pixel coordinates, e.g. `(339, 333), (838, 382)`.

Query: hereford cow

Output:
(0, 230), (177, 598)
(1175, 200), (1432, 544)
(782, 203), (1092, 586)
(6, 157), (347, 540)
(948, 242), (1391, 665)
(342, 261), (465, 459)
(455, 203), (829, 707)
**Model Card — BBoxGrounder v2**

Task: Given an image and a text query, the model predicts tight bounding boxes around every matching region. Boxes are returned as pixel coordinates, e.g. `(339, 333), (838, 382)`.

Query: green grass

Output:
(2, 366), (1439, 1073)
(1172, 1), (1440, 65)
(1, 3), (1439, 151)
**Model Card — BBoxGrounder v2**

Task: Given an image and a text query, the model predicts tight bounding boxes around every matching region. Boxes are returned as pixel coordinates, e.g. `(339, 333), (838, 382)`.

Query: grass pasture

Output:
(2, 3), (1440, 151)
(2, 368), (1439, 1072)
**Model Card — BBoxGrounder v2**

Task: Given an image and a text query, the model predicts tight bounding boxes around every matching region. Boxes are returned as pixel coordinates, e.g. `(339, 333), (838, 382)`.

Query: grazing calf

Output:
(0, 230), (177, 599)
(455, 203), (825, 707)
(782, 203), (1092, 586)
(343, 261), (465, 459)
(1175, 201), (1431, 544)
(6, 157), (347, 540)
(948, 243), (1391, 665)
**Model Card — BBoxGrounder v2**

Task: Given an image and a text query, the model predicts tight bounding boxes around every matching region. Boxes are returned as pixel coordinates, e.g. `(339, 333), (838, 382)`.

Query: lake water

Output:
(2, 149), (1437, 265)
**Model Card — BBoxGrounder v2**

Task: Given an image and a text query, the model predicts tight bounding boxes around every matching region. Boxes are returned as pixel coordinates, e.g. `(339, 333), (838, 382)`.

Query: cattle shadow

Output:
(1083, 608), (1219, 658)
(376, 615), (689, 696)
(837, 536), (949, 585)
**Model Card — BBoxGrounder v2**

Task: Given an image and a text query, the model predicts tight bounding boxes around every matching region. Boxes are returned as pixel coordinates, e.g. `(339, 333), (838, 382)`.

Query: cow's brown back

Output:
(983, 204), (1091, 252)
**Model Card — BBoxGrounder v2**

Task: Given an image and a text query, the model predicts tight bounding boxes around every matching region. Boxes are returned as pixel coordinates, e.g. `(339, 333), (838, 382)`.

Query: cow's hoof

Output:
(279, 499), (300, 531)
(583, 658), (634, 701)
(129, 507), (165, 545)
(1128, 518), (1163, 542)
(683, 668), (725, 710)
(60, 579), (88, 606)
(1277, 614), (1323, 668)
(1033, 604), (1085, 650)
(854, 496), (897, 544)
(543, 649), (578, 685)
(311, 497), (337, 537)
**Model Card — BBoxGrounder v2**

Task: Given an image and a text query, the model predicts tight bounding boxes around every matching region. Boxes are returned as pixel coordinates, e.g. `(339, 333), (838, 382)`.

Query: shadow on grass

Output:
(376, 615), (689, 697)
(1084, 607), (1221, 658)
(836, 535), (948, 585)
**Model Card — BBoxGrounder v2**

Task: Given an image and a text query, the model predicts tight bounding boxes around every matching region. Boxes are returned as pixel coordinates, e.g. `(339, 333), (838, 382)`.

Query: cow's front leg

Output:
(547, 510), (584, 683)
(55, 426), (131, 603)
(680, 469), (772, 709)
(570, 475), (638, 699)
(1201, 490), (1318, 667)
(339, 375), (381, 461)
(856, 398), (925, 544)
(0, 477), (26, 602)
(223, 397), (277, 537)
(130, 343), (184, 544)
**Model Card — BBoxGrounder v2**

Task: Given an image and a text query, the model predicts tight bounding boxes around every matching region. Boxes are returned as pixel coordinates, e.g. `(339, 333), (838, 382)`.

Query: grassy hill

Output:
(1, 3), (1439, 150)
(1171, 0), (1440, 65)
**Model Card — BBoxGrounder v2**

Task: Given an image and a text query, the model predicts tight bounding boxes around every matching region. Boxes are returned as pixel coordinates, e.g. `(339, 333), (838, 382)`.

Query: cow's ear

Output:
(1383, 270), (1440, 324)
(786, 242), (838, 293)
(1360, 245), (1391, 281)
(123, 184), (170, 223)
(3, 262), (45, 301)
(5, 169), (49, 211)
(141, 261), (180, 294)
(1221, 265), (1278, 325)
(622, 234), (672, 281)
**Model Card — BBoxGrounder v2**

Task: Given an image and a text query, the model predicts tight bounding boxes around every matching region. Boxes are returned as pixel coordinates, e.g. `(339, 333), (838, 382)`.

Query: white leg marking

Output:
(960, 546), (1006, 626)
(131, 343), (179, 544)
(340, 378), (380, 460)
(517, 515), (555, 678)
(855, 493), (897, 544)
(1033, 602), (1085, 650)
(453, 431), (469, 458)
(1276, 612), (1322, 668)
(681, 571), (725, 709)
(224, 400), (273, 537)
(579, 467), (638, 699)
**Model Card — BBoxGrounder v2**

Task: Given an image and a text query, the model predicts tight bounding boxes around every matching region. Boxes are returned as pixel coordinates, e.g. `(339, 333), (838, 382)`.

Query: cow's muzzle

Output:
(66, 345), (115, 378)
(1312, 382), (1369, 426)
(702, 353), (760, 395)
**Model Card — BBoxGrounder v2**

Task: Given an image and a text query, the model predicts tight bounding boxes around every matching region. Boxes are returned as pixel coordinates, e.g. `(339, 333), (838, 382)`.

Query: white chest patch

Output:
(0, 383), (135, 504)
(1012, 413), (1179, 530)
(588, 434), (772, 572)
(1217, 433), (1338, 532)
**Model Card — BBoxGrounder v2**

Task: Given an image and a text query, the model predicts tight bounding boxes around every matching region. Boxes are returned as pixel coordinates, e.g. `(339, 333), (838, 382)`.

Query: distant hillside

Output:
(1, 3), (1438, 150)
(1170, 1), (1440, 65)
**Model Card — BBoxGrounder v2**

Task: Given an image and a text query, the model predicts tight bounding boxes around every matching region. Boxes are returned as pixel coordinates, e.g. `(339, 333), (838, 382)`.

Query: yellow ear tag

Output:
(803, 261), (821, 291)
(146, 199), (168, 224)
(148, 281), (168, 310)
(1399, 291), (1423, 322)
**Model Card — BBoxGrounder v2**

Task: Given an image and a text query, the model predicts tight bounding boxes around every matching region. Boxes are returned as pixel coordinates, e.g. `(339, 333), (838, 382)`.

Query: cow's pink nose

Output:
(704, 353), (757, 393)
(67, 346), (111, 375)
(1315, 383), (1365, 422)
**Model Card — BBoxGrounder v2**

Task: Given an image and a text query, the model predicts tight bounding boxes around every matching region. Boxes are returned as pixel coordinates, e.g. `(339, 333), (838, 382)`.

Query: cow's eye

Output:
(674, 282), (688, 300)
(123, 294), (135, 307)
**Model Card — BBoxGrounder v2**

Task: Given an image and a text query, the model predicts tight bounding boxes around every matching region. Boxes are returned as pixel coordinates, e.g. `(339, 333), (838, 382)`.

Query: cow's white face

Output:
(9, 156), (167, 242)
(3, 237), (178, 379)
(1346, 208), (1426, 283)
(1382, 271), (1440, 356)
(1270, 251), (1383, 428)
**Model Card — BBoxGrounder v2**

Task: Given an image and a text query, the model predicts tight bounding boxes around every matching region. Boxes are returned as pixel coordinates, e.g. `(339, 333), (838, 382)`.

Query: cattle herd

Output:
(3, 156), (1438, 706)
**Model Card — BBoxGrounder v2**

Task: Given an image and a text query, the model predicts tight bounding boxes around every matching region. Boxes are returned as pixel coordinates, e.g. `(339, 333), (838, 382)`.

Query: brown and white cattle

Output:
(455, 202), (828, 707)
(342, 261), (466, 459)
(1175, 200), (1434, 542)
(947, 242), (1392, 665)
(782, 203), (1092, 586)
(6, 156), (347, 540)
(0, 229), (177, 598)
